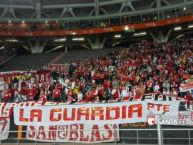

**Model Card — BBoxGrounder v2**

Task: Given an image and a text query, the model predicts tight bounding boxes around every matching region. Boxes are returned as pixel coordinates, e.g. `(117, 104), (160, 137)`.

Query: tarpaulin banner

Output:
(14, 101), (180, 126)
(147, 101), (180, 126)
(14, 101), (147, 126)
(0, 117), (10, 140)
(26, 124), (119, 143)
(154, 111), (193, 126)
(49, 64), (69, 74)
(0, 103), (12, 140)
(180, 83), (193, 95)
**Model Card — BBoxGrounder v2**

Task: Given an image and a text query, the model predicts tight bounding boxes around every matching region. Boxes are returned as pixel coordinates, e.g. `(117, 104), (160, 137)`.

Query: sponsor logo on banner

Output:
(14, 101), (180, 126)
(155, 111), (193, 126)
(147, 114), (156, 126)
(26, 124), (119, 143)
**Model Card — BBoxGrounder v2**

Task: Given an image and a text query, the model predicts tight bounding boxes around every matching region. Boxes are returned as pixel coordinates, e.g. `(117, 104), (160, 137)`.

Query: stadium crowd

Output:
(0, 39), (193, 103)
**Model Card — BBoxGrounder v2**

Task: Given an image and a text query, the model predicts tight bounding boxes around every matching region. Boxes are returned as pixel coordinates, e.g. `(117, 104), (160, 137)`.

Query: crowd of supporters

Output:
(0, 39), (193, 103)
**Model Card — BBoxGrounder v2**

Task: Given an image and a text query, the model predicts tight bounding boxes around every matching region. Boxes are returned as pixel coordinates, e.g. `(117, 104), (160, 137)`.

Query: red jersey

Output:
(28, 87), (36, 99)
(4, 90), (11, 101)
(53, 89), (60, 98)
(40, 94), (47, 102)
(103, 80), (112, 90)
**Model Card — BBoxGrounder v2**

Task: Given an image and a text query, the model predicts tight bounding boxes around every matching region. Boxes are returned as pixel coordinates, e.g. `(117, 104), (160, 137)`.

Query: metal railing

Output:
(0, 4), (193, 31)
(1, 128), (193, 145)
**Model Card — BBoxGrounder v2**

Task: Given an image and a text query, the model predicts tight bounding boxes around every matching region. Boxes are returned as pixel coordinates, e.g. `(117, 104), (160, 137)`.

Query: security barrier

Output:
(1, 128), (193, 145)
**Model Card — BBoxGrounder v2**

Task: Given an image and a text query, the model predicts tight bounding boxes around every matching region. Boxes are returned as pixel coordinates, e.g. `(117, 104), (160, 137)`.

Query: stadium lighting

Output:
(54, 38), (66, 42)
(53, 45), (63, 49)
(6, 39), (18, 42)
(114, 34), (121, 38)
(0, 46), (5, 50)
(174, 26), (182, 31)
(188, 25), (193, 28)
(124, 26), (129, 31)
(72, 37), (85, 41)
(176, 35), (184, 39)
(133, 32), (147, 36)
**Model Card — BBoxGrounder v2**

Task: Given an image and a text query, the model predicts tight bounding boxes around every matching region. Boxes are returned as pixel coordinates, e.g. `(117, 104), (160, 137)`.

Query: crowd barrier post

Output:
(188, 130), (191, 145)
(35, 130), (37, 145)
(17, 137), (19, 145)
(137, 130), (139, 145)
(156, 114), (163, 145)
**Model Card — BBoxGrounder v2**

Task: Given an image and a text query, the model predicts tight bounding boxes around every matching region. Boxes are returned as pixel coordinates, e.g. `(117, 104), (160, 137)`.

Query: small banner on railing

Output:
(26, 124), (119, 143)
(0, 103), (13, 141)
(0, 117), (10, 140)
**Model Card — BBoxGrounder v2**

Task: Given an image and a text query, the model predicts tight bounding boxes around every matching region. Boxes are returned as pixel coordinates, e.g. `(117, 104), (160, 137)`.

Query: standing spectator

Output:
(53, 87), (61, 102)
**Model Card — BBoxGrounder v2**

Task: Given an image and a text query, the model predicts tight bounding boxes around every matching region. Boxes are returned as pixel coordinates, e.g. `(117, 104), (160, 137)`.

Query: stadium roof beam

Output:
(0, 0), (192, 21)
(42, 0), (138, 9)
(87, 37), (107, 49)
(150, 30), (172, 43)
(28, 40), (47, 53)
(43, 3), (95, 9)
(95, 0), (99, 15)
(119, 0), (136, 13)
(98, 0), (138, 6)
(0, 5), (34, 9)
(1, 8), (16, 18)
(60, 7), (75, 18)
(100, 8), (109, 14)
(162, 0), (170, 6)
(149, 0), (170, 8)
(1, 0), (17, 18)
(35, 0), (42, 18)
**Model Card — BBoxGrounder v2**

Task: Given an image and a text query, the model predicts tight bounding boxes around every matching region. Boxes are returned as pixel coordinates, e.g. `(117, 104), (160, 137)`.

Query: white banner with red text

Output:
(0, 103), (13, 140)
(14, 101), (180, 126)
(180, 83), (193, 95)
(26, 124), (119, 143)
(153, 111), (193, 126)
(0, 118), (10, 140)
(49, 64), (69, 74)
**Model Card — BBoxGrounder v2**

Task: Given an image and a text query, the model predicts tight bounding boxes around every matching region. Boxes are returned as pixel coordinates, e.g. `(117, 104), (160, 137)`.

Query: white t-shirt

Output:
(0, 81), (5, 91)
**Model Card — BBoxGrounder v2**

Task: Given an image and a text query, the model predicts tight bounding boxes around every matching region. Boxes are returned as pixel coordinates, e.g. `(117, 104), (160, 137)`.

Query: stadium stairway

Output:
(48, 53), (65, 65)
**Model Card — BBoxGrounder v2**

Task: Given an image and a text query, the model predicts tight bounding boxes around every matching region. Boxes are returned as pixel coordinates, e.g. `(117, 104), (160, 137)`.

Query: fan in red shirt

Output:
(40, 90), (47, 102)
(85, 86), (98, 102)
(67, 88), (75, 103)
(9, 86), (15, 102)
(3, 89), (11, 102)
(103, 80), (112, 90)
(184, 92), (193, 109)
(53, 87), (61, 102)
(97, 85), (105, 100)
(56, 82), (63, 92)
(28, 86), (37, 101)
(111, 86), (120, 100)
